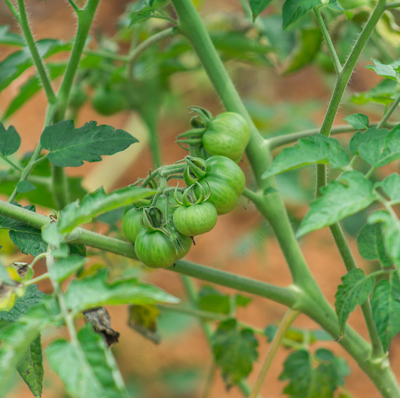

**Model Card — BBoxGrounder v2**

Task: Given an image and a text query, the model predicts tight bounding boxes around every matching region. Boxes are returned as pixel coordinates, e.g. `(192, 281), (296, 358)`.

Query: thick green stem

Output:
(313, 7), (342, 74)
(52, 0), (101, 209)
(329, 223), (384, 359)
(16, 0), (57, 104)
(316, 0), (386, 191)
(249, 309), (300, 398)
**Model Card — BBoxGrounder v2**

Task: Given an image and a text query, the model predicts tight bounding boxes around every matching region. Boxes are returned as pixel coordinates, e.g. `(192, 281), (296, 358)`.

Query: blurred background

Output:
(1, 0), (400, 396)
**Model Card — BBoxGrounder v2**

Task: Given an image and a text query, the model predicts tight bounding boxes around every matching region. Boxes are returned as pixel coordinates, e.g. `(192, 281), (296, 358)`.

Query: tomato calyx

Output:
(141, 207), (164, 232)
(184, 156), (207, 184)
(175, 181), (211, 206)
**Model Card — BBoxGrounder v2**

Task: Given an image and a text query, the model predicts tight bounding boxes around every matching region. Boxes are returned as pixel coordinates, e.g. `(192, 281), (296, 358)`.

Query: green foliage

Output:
(297, 171), (375, 237)
(0, 25), (24, 46)
(366, 59), (400, 82)
(357, 223), (392, 267)
(46, 324), (129, 398)
(263, 135), (349, 178)
(49, 255), (87, 282)
(212, 319), (258, 389)
(379, 173), (400, 203)
(352, 79), (399, 106)
(371, 273), (400, 351)
(16, 336), (43, 398)
(40, 120), (138, 167)
(0, 122), (20, 156)
(0, 284), (44, 322)
(249, 0), (273, 22)
(343, 113), (370, 130)
(279, 349), (349, 397)
(64, 268), (179, 314)
(57, 186), (156, 233)
(16, 181), (36, 193)
(335, 269), (375, 337)
(282, 0), (321, 29)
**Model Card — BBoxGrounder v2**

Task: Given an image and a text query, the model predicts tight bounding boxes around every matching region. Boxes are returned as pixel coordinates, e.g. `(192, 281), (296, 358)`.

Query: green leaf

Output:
(0, 39), (71, 93)
(349, 130), (362, 155)
(58, 186), (156, 234)
(40, 120), (138, 167)
(0, 26), (24, 46)
(352, 79), (399, 106)
(369, 210), (400, 265)
(380, 173), (400, 202)
(0, 301), (56, 392)
(335, 269), (374, 337)
(49, 255), (87, 282)
(212, 319), (258, 389)
(3, 63), (66, 121)
(0, 122), (20, 156)
(371, 273), (400, 351)
(17, 336), (43, 398)
(64, 268), (179, 313)
(343, 113), (369, 130)
(285, 29), (322, 74)
(198, 286), (231, 314)
(356, 126), (400, 168)
(16, 181), (36, 193)
(282, 0), (322, 29)
(46, 324), (129, 398)
(263, 135), (349, 179)
(357, 223), (392, 267)
(9, 226), (47, 257)
(236, 294), (253, 307)
(279, 349), (349, 397)
(279, 350), (312, 397)
(129, 6), (156, 25)
(249, 0), (273, 22)
(366, 59), (399, 82)
(0, 285), (44, 322)
(327, 0), (353, 20)
(297, 171), (375, 237)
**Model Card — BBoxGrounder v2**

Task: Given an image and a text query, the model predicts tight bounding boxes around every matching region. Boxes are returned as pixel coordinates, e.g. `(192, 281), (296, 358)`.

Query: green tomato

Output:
(69, 85), (87, 109)
(122, 208), (143, 243)
(91, 86), (128, 116)
(173, 202), (217, 236)
(184, 156), (246, 215)
(202, 112), (250, 161)
(135, 230), (191, 269)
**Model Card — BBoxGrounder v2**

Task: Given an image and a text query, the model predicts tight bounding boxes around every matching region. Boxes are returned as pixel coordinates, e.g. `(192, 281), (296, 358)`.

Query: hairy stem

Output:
(16, 0), (57, 104)
(313, 7), (342, 74)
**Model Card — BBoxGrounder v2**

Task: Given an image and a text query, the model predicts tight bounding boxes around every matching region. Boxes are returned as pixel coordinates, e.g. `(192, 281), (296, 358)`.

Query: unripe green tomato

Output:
(173, 201), (217, 236)
(69, 85), (87, 109)
(184, 156), (245, 215)
(122, 208), (143, 243)
(202, 112), (250, 161)
(91, 86), (128, 116)
(135, 230), (191, 268)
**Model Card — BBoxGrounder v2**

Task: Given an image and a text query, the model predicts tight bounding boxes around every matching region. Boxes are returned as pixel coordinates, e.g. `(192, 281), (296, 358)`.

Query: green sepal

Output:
(184, 156), (207, 184)
(188, 106), (213, 126)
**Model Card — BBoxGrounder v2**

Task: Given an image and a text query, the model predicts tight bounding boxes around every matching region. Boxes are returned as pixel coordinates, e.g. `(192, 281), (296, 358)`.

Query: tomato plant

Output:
(2, 0), (400, 397)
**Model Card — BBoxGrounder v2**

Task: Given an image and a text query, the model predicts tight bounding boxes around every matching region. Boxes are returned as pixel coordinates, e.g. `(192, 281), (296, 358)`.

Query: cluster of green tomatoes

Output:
(122, 108), (250, 269)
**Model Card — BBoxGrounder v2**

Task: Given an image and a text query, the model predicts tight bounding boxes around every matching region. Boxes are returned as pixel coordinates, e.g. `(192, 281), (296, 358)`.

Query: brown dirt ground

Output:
(1, 0), (399, 397)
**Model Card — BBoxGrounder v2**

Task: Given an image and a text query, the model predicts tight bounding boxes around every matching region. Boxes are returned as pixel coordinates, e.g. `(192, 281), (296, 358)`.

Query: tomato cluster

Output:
(122, 108), (249, 269)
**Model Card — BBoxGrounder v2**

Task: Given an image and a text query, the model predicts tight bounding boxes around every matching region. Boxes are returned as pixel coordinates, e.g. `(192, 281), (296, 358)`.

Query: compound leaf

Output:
(335, 269), (374, 337)
(64, 268), (179, 313)
(9, 226), (47, 257)
(212, 319), (258, 389)
(282, 0), (322, 29)
(198, 286), (231, 314)
(263, 135), (349, 179)
(297, 171), (375, 237)
(40, 120), (138, 167)
(249, 0), (273, 22)
(17, 336), (43, 398)
(371, 273), (400, 351)
(0, 122), (20, 156)
(344, 113), (369, 130)
(58, 186), (156, 234)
